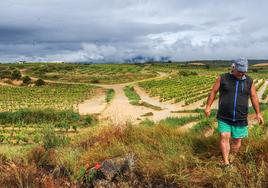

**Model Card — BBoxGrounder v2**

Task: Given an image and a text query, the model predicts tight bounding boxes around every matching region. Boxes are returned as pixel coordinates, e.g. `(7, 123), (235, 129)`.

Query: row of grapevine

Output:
(262, 81), (268, 100)
(139, 75), (215, 105)
(256, 79), (265, 91)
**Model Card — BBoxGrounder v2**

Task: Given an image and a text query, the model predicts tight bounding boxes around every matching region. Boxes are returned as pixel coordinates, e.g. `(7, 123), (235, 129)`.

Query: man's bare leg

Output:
(230, 138), (242, 163)
(220, 132), (231, 164)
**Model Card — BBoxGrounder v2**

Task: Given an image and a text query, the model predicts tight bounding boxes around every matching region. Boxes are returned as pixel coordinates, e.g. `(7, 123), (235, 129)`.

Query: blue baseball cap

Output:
(233, 58), (248, 72)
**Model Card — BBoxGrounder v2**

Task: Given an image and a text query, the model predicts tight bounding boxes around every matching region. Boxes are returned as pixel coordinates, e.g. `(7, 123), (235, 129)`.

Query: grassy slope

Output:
(0, 109), (267, 187)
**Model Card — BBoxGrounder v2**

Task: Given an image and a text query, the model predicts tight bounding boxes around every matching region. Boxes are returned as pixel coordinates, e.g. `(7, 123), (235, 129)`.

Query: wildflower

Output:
(94, 162), (101, 170)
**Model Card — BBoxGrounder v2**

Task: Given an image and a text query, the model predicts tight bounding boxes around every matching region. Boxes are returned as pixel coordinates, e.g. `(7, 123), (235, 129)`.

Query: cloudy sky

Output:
(0, 0), (268, 62)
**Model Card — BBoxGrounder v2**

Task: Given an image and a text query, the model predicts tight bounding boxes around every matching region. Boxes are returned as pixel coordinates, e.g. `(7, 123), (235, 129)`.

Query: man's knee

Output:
(232, 138), (242, 146)
(220, 132), (231, 143)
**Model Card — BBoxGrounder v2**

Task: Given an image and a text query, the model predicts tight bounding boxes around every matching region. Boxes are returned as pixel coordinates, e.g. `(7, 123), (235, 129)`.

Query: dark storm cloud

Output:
(0, 0), (268, 62)
(0, 25), (37, 43)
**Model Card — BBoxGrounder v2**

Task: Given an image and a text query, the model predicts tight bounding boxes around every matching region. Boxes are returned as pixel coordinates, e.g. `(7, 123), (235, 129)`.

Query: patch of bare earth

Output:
(0, 81), (12, 86)
(99, 84), (151, 125)
(11, 80), (23, 86)
(74, 88), (107, 115)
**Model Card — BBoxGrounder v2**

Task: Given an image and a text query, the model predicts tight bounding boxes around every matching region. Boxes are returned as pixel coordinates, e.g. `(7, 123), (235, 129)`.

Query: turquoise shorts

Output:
(218, 120), (248, 139)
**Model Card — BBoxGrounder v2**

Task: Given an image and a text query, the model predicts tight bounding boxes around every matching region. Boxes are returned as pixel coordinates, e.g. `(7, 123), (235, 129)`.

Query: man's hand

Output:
(256, 113), (264, 125)
(204, 107), (211, 117)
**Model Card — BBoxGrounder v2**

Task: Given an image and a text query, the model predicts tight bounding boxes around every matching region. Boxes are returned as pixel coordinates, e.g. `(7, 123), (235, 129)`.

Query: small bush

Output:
(11, 69), (22, 80)
(35, 78), (45, 86)
(83, 115), (93, 125)
(90, 78), (100, 83)
(22, 76), (31, 84)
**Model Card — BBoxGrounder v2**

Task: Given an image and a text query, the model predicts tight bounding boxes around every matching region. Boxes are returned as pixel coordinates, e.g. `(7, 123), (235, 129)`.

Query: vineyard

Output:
(0, 80), (97, 145)
(262, 84), (268, 100)
(255, 79), (265, 91)
(0, 83), (95, 111)
(0, 81), (97, 145)
(139, 75), (216, 105)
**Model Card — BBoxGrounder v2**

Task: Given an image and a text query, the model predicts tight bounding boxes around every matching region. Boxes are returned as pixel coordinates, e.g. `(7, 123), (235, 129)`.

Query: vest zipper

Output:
(233, 80), (239, 121)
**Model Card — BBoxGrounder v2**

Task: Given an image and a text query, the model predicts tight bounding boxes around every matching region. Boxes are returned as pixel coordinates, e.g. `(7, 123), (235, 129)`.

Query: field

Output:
(18, 63), (158, 84)
(0, 83), (95, 111)
(0, 62), (268, 187)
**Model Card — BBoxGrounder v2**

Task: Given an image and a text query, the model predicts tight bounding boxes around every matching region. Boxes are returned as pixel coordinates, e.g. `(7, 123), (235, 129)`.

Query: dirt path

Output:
(97, 72), (200, 124)
(99, 84), (152, 125)
(74, 72), (169, 125)
(75, 94), (107, 115)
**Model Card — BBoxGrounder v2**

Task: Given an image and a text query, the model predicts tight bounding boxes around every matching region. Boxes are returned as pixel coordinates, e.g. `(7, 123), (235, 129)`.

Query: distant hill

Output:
(143, 59), (268, 67)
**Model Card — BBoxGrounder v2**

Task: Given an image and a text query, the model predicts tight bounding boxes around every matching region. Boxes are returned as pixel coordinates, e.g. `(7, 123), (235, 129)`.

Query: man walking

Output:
(204, 58), (264, 166)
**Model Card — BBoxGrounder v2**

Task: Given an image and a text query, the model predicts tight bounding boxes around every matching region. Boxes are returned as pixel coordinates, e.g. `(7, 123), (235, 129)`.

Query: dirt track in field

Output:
(18, 69), (215, 124)
(77, 72), (208, 124)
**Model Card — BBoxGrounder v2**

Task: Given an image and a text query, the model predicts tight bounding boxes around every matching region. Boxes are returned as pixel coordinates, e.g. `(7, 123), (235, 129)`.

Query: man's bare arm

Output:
(250, 83), (264, 125)
(204, 76), (220, 117)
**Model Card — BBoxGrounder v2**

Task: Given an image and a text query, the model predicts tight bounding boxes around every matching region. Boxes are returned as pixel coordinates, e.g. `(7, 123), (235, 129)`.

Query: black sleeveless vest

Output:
(216, 73), (253, 126)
